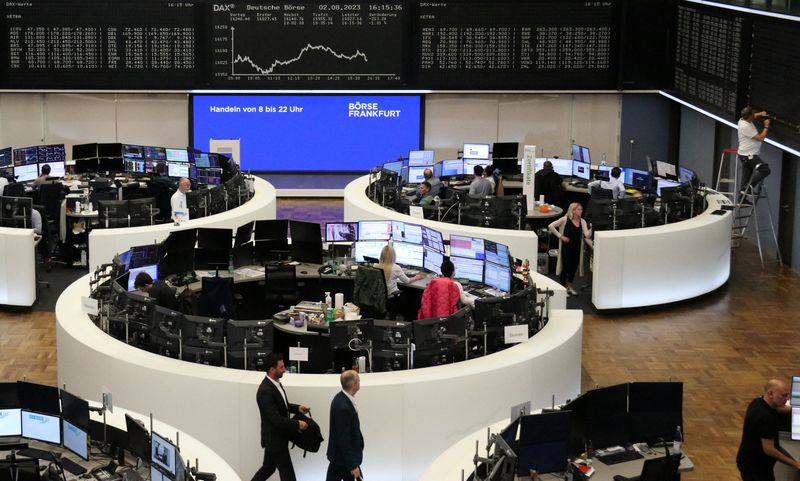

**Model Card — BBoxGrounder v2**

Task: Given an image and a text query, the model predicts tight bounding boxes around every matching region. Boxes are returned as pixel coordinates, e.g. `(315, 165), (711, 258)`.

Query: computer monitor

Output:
(197, 168), (222, 185)
(165, 148), (189, 162)
(517, 411), (572, 475)
(151, 431), (177, 476)
(792, 407), (800, 441)
(628, 382), (683, 444)
(21, 410), (60, 444)
(254, 219), (289, 243)
(0, 148), (11, 169)
(422, 226), (444, 253)
(13, 146), (39, 166)
(72, 143), (98, 160)
(182, 315), (225, 347)
(38, 161), (65, 178)
(464, 158), (490, 173)
(492, 142), (519, 159)
(18, 381), (60, 416)
(534, 157), (572, 177)
(289, 220), (323, 264)
(326, 222), (358, 242)
(440, 159), (464, 177)
(97, 157), (125, 172)
(124, 414), (151, 462)
(330, 319), (374, 350)
(391, 221), (423, 245)
(226, 319), (274, 351)
(382, 160), (403, 174)
(0, 382), (19, 410)
(627, 168), (650, 189)
(423, 248), (444, 275)
(463, 143), (490, 160)
(571, 143), (582, 162)
(353, 240), (386, 263)
(407, 166), (430, 184)
(167, 161), (189, 178)
(575, 384), (630, 450)
(197, 228), (232, 249)
(792, 376), (800, 406)
(62, 419), (89, 460)
(128, 243), (162, 269)
(14, 164), (38, 182)
(581, 146), (591, 165)
(412, 315), (457, 349)
(0, 409), (21, 437)
(656, 178), (681, 197)
(400, 166), (409, 184)
(408, 150), (435, 166)
(358, 220), (391, 241)
(127, 264), (158, 291)
(484, 240), (510, 268)
(143, 146), (166, 161)
(432, 162), (443, 179)
(122, 144), (144, 160)
(500, 416), (521, 447)
(452, 257), (484, 283)
(484, 262), (511, 293)
(393, 242), (424, 269)
(60, 389), (89, 430)
(679, 166), (697, 184)
(449, 235), (485, 260)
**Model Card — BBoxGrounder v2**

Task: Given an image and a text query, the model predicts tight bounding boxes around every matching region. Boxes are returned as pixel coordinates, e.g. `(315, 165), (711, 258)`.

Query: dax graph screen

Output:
(209, 2), (405, 87)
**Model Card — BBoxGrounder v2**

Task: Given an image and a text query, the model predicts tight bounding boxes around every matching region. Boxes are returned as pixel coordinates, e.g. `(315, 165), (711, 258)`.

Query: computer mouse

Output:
(300, 270), (308, 274)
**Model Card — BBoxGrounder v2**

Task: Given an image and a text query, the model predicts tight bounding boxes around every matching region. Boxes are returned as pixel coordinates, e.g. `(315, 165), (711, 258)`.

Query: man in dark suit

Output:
(534, 160), (564, 207)
(326, 370), (364, 481)
(251, 353), (310, 481)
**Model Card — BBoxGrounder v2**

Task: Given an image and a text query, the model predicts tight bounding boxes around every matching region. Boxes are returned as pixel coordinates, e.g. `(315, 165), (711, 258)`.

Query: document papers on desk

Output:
(236, 267), (264, 278)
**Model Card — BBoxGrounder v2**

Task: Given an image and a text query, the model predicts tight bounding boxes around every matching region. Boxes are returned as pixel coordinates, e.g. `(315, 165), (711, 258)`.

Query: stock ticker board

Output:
(0, 1), (199, 89)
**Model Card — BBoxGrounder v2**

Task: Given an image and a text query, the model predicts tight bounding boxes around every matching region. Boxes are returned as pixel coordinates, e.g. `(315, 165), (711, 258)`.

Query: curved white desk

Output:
(344, 175), (539, 265)
(592, 189), (732, 309)
(0, 227), (36, 306)
(57, 274), (581, 481)
(88, 177), (277, 272)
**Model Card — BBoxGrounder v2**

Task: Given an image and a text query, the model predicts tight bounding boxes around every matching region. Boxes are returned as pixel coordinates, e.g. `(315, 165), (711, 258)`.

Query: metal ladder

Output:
(714, 148), (740, 204)
(733, 182), (781, 267)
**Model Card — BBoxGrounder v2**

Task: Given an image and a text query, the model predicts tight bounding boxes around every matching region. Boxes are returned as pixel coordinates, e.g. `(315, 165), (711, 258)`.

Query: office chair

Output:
(353, 266), (388, 319)
(264, 264), (300, 317)
(589, 186), (614, 200)
(147, 181), (173, 222)
(613, 453), (681, 481)
(198, 275), (237, 320)
(97, 199), (130, 228)
(128, 197), (157, 226)
(3, 182), (25, 198)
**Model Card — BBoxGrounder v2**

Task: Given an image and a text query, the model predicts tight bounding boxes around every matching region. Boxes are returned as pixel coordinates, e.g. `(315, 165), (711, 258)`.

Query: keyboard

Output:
(18, 447), (57, 461)
(597, 449), (644, 465)
(18, 448), (87, 475)
(613, 475), (639, 481)
(59, 455), (88, 475)
(404, 270), (419, 277)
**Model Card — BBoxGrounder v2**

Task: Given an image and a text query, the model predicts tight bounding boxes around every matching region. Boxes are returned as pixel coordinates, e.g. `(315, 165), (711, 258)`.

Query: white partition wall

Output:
(57, 275), (581, 481)
(0, 227), (36, 306)
(592, 189), (732, 309)
(344, 175), (539, 264)
(88, 176), (277, 271)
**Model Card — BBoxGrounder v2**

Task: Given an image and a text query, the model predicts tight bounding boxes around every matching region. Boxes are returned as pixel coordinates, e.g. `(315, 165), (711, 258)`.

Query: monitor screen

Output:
(39, 161), (65, 178)
(167, 162), (190, 178)
(408, 150), (434, 166)
(151, 466), (168, 481)
(14, 147), (39, 166)
(165, 148), (189, 162)
(60, 389), (89, 430)
(433, 162), (442, 179)
(193, 152), (211, 168)
(325, 222), (358, 242)
(143, 146), (167, 161)
(793, 408), (800, 441)
(596, 164), (612, 179)
(679, 166), (696, 184)
(151, 432), (177, 476)
(422, 226), (445, 253)
(792, 376), (800, 406)
(440, 159), (464, 177)
(383, 160), (403, 174)
(125, 414), (151, 462)
(492, 142), (519, 159)
(571, 144), (582, 162)
(423, 248), (443, 275)
(449, 235), (485, 260)
(518, 411), (572, 475)
(18, 381), (59, 416)
(655, 160), (677, 178)
(122, 145), (144, 160)
(63, 419), (89, 460)
(0, 383), (19, 410)
(572, 162), (592, 180)
(407, 166), (430, 184)
(391, 221), (423, 245)
(128, 264), (158, 291)
(534, 157), (572, 177)
(484, 240), (510, 268)
(452, 257), (484, 283)
(627, 168), (650, 188)
(463, 158), (490, 173)
(353, 240), (386, 263)
(581, 146), (591, 165)
(21, 410), (60, 444)
(0, 147), (13, 168)
(0, 409), (21, 437)
(463, 143), (490, 160)
(197, 168), (222, 185)
(484, 263), (511, 293)
(358, 220), (392, 241)
(393, 241), (424, 269)
(656, 178), (681, 197)
(14, 164), (38, 182)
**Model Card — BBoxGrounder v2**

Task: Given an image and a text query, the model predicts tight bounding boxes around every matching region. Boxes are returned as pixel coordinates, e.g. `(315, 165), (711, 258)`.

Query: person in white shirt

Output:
(737, 106), (771, 195)
(588, 166), (625, 199)
(377, 245), (425, 320)
(170, 177), (190, 221)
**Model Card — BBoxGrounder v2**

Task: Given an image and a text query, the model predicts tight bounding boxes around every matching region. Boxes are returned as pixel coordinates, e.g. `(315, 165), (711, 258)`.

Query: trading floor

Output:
(1, 197), (797, 480)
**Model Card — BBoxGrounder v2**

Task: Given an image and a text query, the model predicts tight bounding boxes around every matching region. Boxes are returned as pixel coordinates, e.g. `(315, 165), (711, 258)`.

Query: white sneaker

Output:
(568, 287), (578, 296)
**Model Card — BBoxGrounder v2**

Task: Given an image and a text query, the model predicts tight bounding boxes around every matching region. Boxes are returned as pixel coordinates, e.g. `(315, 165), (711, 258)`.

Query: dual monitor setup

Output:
(329, 220), (513, 294)
(0, 145), (66, 183)
(482, 382), (683, 480)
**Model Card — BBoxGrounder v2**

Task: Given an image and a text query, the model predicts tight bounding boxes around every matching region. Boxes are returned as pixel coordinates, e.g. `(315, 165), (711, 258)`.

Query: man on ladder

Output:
(737, 106), (772, 202)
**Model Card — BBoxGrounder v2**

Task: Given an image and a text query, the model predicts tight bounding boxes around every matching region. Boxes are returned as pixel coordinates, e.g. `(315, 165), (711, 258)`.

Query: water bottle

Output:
(228, 252), (235, 275)
(673, 425), (683, 454)
(325, 291), (332, 309)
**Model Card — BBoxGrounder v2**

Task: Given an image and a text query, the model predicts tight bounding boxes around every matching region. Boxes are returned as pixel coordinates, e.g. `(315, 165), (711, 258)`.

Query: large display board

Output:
(0, 1), (198, 89)
(191, 94), (421, 172)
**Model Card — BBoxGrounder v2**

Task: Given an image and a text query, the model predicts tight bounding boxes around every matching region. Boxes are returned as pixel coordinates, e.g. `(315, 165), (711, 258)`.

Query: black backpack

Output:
(289, 412), (324, 456)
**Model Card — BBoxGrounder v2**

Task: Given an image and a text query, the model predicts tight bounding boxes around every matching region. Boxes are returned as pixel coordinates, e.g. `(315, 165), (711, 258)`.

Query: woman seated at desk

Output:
(418, 258), (475, 319)
(377, 245), (425, 320)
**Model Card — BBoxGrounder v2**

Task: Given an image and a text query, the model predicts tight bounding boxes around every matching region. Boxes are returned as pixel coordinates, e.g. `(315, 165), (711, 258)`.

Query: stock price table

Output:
(672, 5), (748, 120)
(1, 1), (197, 89)
(209, 2), (404, 87)
(414, 1), (617, 89)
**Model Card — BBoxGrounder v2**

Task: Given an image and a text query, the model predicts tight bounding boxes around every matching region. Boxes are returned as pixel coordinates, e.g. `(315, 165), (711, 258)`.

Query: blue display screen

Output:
(192, 95), (422, 172)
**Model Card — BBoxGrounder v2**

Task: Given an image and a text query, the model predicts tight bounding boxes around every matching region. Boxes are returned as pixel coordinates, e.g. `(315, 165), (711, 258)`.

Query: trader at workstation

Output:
(412, 181), (434, 206)
(421, 168), (442, 197)
(418, 257), (475, 319)
(588, 166), (625, 199)
(170, 177), (190, 221)
(133, 271), (177, 309)
(736, 379), (800, 481)
(737, 106), (771, 196)
(468, 165), (494, 198)
(33, 164), (53, 187)
(534, 160), (564, 206)
(326, 370), (364, 481)
(377, 245), (425, 321)
(252, 353), (310, 481)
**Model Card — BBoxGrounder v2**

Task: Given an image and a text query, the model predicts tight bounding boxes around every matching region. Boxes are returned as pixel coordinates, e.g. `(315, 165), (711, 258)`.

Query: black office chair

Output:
(353, 266), (388, 319)
(198, 276), (237, 320)
(3, 182), (24, 198)
(128, 197), (157, 226)
(147, 181), (173, 222)
(590, 186), (614, 200)
(613, 453), (681, 481)
(264, 264), (300, 317)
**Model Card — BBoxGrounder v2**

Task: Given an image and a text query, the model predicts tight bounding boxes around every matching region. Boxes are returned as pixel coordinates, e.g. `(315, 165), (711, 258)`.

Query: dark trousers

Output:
(738, 466), (775, 481)
(559, 244), (581, 286)
(739, 154), (762, 192)
(251, 447), (296, 481)
(326, 463), (358, 481)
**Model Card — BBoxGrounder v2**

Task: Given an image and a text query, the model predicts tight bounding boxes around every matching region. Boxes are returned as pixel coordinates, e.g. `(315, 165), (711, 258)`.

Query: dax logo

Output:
(213, 4), (234, 11)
